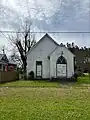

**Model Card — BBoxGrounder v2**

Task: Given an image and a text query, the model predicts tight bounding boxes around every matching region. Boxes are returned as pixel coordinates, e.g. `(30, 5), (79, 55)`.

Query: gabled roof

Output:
(48, 44), (75, 57)
(27, 33), (59, 55)
(0, 54), (17, 65)
(0, 54), (9, 62)
(27, 33), (75, 57)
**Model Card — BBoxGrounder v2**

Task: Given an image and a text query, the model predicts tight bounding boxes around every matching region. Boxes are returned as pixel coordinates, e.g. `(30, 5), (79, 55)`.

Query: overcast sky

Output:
(0, 0), (90, 50)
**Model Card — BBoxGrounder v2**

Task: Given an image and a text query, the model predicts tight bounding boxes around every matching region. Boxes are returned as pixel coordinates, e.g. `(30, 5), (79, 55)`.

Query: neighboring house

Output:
(27, 33), (75, 79)
(0, 54), (16, 71)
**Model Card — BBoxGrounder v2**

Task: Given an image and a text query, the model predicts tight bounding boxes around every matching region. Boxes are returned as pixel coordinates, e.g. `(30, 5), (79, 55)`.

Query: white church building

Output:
(27, 33), (75, 79)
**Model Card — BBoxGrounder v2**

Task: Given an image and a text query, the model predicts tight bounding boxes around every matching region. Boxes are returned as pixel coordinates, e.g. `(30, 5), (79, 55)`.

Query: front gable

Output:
(27, 33), (59, 58)
(0, 54), (9, 63)
(1, 55), (9, 62)
(48, 45), (75, 58)
(49, 46), (75, 78)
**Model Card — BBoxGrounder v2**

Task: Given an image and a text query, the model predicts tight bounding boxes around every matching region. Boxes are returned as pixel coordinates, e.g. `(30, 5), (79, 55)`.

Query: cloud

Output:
(0, 0), (90, 47)
(36, 0), (90, 32)
(0, 0), (90, 31)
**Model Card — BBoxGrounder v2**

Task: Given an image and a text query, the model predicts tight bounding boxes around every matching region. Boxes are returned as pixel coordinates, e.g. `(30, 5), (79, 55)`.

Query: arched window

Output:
(57, 56), (67, 64)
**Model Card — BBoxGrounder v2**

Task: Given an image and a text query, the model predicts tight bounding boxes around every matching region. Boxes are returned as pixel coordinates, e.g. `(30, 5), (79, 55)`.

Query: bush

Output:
(71, 73), (78, 82)
(28, 71), (34, 79)
(74, 73), (78, 80)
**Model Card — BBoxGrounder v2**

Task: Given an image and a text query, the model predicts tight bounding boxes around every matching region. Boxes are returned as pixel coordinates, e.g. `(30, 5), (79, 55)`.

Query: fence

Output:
(0, 71), (19, 83)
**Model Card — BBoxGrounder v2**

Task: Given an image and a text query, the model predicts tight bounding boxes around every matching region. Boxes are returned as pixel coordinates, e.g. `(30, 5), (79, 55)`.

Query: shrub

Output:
(28, 71), (34, 79)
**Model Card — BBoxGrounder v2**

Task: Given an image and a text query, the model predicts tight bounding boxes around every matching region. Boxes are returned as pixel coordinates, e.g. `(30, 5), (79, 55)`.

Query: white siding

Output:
(50, 47), (74, 78)
(27, 36), (58, 78)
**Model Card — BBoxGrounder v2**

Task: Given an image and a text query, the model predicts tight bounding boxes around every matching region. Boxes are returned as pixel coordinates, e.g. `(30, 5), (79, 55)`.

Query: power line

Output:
(0, 31), (9, 40)
(0, 31), (90, 33)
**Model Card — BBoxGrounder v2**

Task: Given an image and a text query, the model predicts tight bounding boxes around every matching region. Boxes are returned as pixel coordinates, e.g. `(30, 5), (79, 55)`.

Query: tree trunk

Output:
(23, 59), (27, 80)
(24, 33), (28, 80)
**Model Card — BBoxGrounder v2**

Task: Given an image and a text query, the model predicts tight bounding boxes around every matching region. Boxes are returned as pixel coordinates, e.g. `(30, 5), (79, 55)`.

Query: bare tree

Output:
(0, 0), (38, 79)
(9, 20), (36, 79)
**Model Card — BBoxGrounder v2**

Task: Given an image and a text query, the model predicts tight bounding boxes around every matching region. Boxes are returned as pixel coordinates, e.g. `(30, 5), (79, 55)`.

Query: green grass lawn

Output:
(0, 80), (60, 87)
(0, 75), (90, 87)
(77, 76), (90, 84)
(0, 76), (90, 120)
